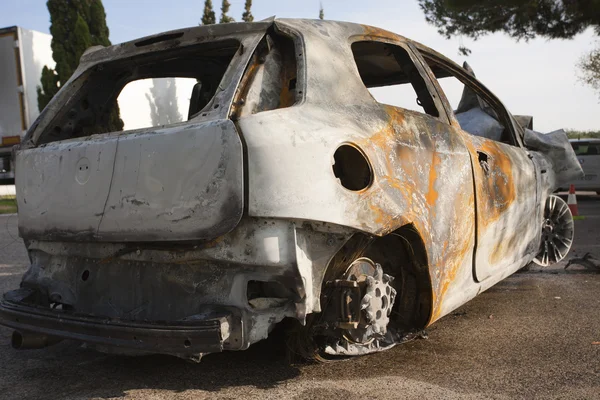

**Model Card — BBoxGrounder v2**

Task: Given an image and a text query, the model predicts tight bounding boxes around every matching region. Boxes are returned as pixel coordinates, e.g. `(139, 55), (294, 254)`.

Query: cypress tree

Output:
(88, 0), (111, 46)
(241, 0), (253, 22)
(36, 66), (59, 112)
(201, 0), (216, 25)
(220, 0), (234, 23)
(86, 0), (122, 131)
(319, 3), (324, 20)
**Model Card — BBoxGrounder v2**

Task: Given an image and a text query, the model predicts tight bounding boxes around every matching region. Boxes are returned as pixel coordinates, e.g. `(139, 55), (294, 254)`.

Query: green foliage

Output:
(418, 0), (600, 96)
(36, 65), (59, 111)
(566, 130), (600, 139)
(88, 0), (111, 46)
(73, 14), (92, 57)
(242, 0), (254, 22)
(220, 0), (234, 23)
(37, 0), (123, 132)
(319, 3), (324, 20)
(418, 0), (600, 41)
(0, 196), (17, 214)
(201, 0), (216, 25)
(46, 0), (86, 86)
(579, 46), (600, 94)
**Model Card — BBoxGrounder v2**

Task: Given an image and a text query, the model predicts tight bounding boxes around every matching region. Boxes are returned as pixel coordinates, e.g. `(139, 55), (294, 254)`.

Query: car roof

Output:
(569, 138), (600, 142)
(77, 18), (466, 75)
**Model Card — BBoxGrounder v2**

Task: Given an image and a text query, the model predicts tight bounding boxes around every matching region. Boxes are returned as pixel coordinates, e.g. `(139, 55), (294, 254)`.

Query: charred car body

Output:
(0, 19), (583, 360)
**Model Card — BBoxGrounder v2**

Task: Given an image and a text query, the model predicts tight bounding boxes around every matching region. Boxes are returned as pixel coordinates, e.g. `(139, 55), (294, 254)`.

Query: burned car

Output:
(0, 19), (583, 360)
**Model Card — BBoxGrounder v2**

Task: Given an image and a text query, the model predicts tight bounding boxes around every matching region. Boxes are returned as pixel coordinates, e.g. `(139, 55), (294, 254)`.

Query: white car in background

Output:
(570, 139), (600, 194)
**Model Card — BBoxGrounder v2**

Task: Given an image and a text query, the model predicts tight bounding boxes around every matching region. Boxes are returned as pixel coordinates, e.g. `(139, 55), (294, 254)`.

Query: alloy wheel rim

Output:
(533, 195), (574, 266)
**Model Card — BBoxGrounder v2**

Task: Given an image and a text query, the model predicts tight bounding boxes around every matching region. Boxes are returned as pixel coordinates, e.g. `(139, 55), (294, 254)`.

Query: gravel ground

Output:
(0, 194), (598, 400)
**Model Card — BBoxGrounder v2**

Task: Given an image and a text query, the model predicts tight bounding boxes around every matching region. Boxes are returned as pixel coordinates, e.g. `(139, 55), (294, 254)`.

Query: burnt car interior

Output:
(232, 31), (298, 119)
(351, 39), (517, 147)
(351, 41), (439, 118)
(423, 56), (518, 146)
(37, 39), (241, 145)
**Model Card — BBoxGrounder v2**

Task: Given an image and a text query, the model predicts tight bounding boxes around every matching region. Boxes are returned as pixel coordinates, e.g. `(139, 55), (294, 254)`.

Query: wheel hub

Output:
(323, 257), (397, 345)
(534, 195), (574, 267)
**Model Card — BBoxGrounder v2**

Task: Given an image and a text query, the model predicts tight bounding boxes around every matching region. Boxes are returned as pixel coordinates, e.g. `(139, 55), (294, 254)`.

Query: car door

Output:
(571, 140), (600, 191)
(415, 50), (540, 282)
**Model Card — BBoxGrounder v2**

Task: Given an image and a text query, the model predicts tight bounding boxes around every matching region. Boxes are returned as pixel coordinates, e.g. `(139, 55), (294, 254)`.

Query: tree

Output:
(319, 3), (324, 20)
(201, 0), (216, 25)
(579, 46), (600, 93)
(87, 0), (111, 46)
(36, 66), (59, 111)
(220, 0), (234, 23)
(242, 0), (254, 22)
(418, 0), (600, 93)
(418, 0), (600, 41)
(146, 78), (182, 126)
(37, 0), (123, 131)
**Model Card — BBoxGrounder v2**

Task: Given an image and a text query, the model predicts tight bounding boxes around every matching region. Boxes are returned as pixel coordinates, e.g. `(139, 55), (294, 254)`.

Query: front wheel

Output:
(533, 195), (574, 266)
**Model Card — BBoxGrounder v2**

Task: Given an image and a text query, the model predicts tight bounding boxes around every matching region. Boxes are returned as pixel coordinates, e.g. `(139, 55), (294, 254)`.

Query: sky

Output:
(1, 0), (598, 132)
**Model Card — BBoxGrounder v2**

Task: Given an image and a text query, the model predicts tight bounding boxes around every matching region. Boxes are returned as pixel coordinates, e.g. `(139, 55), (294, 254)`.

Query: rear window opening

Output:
(38, 39), (240, 144)
(117, 77), (197, 131)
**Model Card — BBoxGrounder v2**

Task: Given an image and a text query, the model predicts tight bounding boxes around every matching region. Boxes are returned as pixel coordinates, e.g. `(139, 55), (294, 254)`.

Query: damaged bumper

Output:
(0, 218), (352, 359)
(0, 288), (241, 357)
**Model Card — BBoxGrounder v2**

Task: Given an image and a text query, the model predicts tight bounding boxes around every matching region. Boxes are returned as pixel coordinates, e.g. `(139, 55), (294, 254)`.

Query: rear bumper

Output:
(0, 288), (242, 357)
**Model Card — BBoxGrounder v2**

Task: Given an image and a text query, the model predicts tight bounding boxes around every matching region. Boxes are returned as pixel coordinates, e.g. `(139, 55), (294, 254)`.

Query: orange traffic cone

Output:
(567, 184), (579, 216)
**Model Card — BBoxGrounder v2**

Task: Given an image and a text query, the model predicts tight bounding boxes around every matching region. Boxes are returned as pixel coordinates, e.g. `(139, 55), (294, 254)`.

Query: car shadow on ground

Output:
(1, 270), (599, 400)
(0, 325), (302, 399)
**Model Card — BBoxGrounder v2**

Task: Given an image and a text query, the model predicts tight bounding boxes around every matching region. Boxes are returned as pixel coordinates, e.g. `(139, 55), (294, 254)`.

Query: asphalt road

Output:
(0, 195), (598, 399)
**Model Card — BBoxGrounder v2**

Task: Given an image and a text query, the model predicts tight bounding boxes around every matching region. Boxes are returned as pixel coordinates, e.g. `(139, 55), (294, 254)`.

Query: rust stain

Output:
(355, 106), (478, 323)
(360, 25), (401, 41)
(356, 106), (415, 234)
(430, 185), (475, 322)
(473, 140), (516, 227)
(367, 201), (387, 227)
(425, 151), (440, 206)
(230, 53), (261, 119)
(278, 43), (297, 108)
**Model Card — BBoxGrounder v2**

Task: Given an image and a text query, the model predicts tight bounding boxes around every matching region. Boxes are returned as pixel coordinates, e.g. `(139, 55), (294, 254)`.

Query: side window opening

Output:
(38, 39), (240, 144)
(233, 32), (298, 119)
(351, 41), (439, 118)
(572, 142), (600, 156)
(425, 58), (516, 146)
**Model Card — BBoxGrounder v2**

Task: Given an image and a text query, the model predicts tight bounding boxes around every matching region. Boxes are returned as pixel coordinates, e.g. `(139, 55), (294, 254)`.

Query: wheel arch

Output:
(321, 223), (433, 332)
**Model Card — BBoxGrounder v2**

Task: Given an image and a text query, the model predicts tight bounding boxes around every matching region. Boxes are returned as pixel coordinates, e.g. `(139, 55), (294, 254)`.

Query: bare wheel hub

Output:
(324, 257), (397, 345)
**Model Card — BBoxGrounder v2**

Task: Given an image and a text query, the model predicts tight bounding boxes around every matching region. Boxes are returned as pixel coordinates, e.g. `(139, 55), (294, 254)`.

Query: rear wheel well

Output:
(322, 224), (432, 331)
(286, 224), (432, 360)
(365, 225), (432, 331)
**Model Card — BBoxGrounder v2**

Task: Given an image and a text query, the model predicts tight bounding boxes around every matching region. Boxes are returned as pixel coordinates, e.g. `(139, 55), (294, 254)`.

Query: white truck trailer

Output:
(0, 26), (54, 182)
